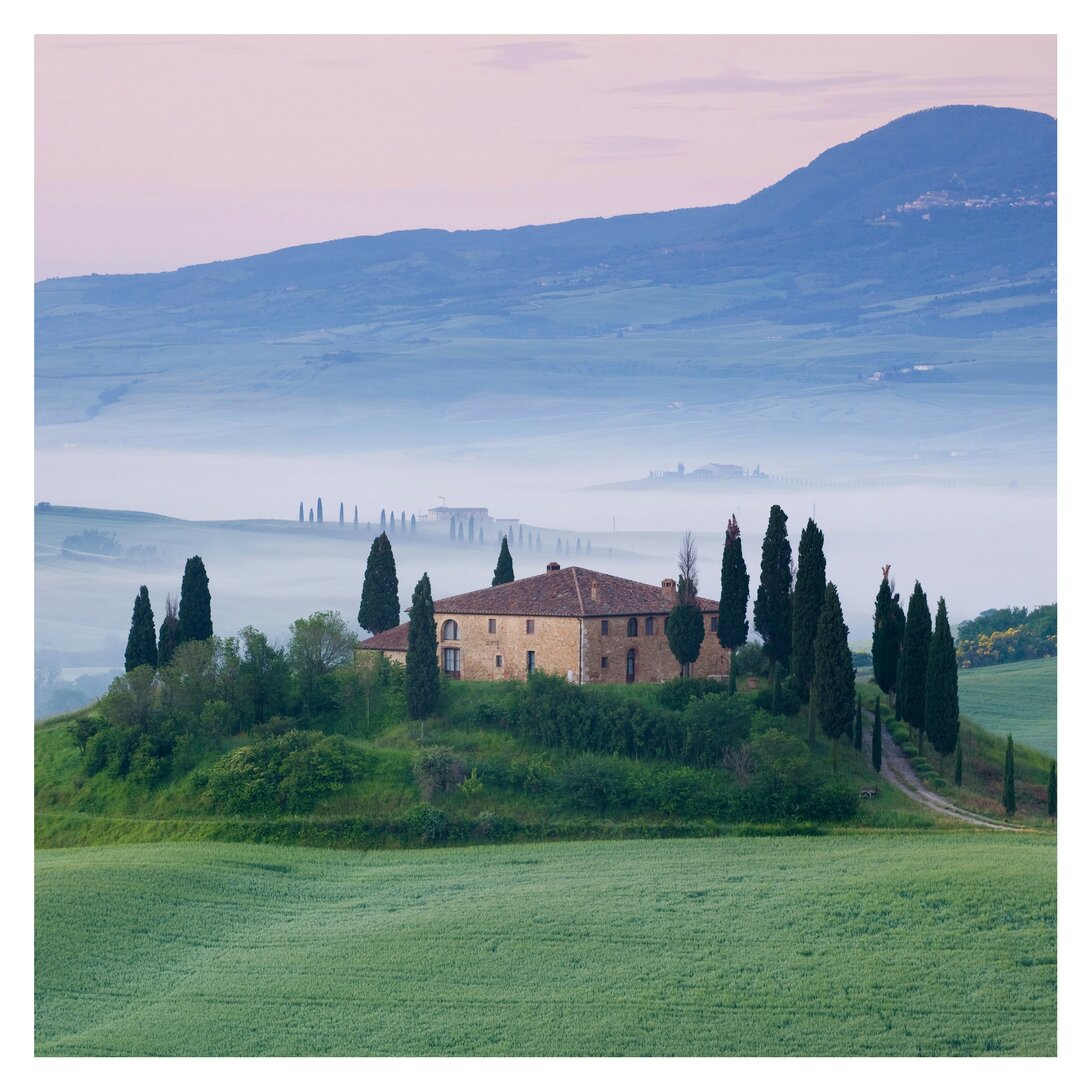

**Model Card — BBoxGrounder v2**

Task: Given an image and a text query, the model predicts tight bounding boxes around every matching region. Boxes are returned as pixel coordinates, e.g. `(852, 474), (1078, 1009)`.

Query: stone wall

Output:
(582, 613), (730, 684)
(436, 613), (582, 682)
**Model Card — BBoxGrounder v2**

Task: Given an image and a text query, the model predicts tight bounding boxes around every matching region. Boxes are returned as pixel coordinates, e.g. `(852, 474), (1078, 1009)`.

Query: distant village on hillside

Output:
(646, 462), (767, 483)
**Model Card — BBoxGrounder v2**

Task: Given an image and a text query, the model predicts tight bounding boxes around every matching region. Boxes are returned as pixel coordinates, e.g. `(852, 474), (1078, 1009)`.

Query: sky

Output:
(34, 34), (1056, 279)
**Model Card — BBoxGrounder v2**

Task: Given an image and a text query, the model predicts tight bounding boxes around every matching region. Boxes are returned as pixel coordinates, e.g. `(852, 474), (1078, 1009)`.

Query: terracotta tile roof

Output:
(432, 566), (718, 618)
(357, 622), (410, 652)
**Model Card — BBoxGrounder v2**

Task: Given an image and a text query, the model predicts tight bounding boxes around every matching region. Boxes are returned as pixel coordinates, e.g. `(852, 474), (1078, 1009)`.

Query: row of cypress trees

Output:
(123, 556), (213, 671)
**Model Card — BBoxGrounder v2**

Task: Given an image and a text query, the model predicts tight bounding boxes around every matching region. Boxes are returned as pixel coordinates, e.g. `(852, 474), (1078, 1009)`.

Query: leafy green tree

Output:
(176, 555), (213, 645)
(925, 596), (960, 774)
(358, 533), (401, 635)
(872, 696), (882, 773)
(220, 626), (289, 732)
(492, 537), (515, 585)
(899, 581), (932, 754)
(954, 738), (963, 787)
(813, 582), (855, 772)
(1048, 760), (1056, 818)
(157, 593), (179, 667)
(754, 504), (793, 686)
(718, 515), (749, 694)
(405, 573), (440, 726)
(666, 534), (705, 677)
(159, 638), (220, 726)
(872, 567), (903, 700)
(1003, 734), (1016, 817)
(124, 585), (158, 671)
(316, 497), (323, 524)
(289, 611), (358, 717)
(791, 518), (826, 691)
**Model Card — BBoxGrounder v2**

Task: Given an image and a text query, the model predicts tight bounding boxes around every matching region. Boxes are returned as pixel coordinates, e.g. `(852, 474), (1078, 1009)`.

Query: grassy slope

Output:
(957, 657), (1057, 758)
(35, 834), (1056, 1056)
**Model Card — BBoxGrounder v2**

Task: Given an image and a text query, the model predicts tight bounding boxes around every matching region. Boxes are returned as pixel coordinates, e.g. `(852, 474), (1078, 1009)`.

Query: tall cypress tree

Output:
(124, 585), (158, 671)
(309, 509), (314, 522)
(410, 514), (416, 536)
(791, 518), (826, 691)
(458, 521), (464, 541)
(176, 556), (213, 644)
(492, 536), (515, 585)
(390, 511), (396, 533)
(449, 514), (456, 540)
(718, 515), (749, 693)
(479, 527), (485, 545)
(899, 582), (932, 754)
(405, 573), (440, 725)
(339, 501), (345, 525)
(872, 567), (903, 701)
(381, 509), (387, 532)
(1048, 760), (1056, 818)
(353, 506), (359, 529)
(666, 535), (705, 678)
(754, 504), (793, 686)
(854, 695), (863, 750)
(358, 533), (401, 635)
(925, 596), (960, 774)
(813, 581), (855, 773)
(299, 501), (305, 523)
(157, 594), (179, 668)
(316, 497), (323, 524)
(872, 696), (882, 773)
(1003, 734), (1016, 817)
(894, 650), (905, 726)
(954, 738), (963, 787)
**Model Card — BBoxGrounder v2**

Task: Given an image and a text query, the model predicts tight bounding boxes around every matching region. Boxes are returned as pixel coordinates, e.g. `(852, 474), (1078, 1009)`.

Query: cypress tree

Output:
(309, 509), (314, 522)
(954, 738), (963, 787)
(813, 582), (855, 773)
(176, 556), (213, 644)
(299, 501), (305, 522)
(468, 516), (475, 543)
(1048, 760), (1056, 818)
(124, 585), (158, 671)
(358, 533), (401, 635)
(666, 536), (705, 678)
(390, 511), (396, 533)
(899, 582), (932, 754)
(479, 526), (485, 545)
(925, 596), (960, 774)
(405, 573), (440, 725)
(894, 650), (905, 726)
(458, 521), (464, 541)
(556, 537), (562, 554)
(354, 506), (359, 529)
(854, 694), (863, 750)
(449, 514), (456, 540)
(791, 518), (826, 691)
(339, 502), (345, 525)
(316, 497), (323, 524)
(1003, 734), (1016, 817)
(872, 566), (903, 700)
(379, 508), (386, 531)
(718, 515), (750, 694)
(157, 594), (179, 668)
(754, 504), (793, 686)
(492, 537), (514, 585)
(410, 514), (416, 535)
(576, 538), (582, 555)
(872, 696), (882, 773)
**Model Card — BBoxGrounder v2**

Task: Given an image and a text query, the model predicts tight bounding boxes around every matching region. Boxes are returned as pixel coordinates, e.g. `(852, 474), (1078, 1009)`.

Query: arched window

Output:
(644, 616), (655, 636)
(441, 619), (459, 641)
(627, 617), (638, 637)
(626, 648), (637, 684)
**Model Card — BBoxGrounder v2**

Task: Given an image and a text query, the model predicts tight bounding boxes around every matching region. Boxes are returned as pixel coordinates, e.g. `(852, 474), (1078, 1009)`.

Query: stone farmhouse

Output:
(358, 561), (731, 685)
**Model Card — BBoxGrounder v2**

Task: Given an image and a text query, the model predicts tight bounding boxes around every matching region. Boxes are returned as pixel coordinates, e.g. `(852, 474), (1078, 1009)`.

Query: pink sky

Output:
(35, 34), (1056, 279)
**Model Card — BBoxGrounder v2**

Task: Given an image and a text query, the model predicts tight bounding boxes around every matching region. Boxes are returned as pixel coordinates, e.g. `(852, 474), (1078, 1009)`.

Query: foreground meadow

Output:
(36, 833), (1055, 1056)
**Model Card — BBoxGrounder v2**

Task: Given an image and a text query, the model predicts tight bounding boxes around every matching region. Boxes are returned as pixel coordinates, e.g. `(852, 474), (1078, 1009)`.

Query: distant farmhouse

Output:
(359, 562), (731, 685)
(647, 462), (765, 481)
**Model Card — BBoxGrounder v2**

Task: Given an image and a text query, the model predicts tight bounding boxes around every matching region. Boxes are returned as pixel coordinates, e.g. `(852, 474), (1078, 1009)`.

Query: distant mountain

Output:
(37, 106), (1055, 345)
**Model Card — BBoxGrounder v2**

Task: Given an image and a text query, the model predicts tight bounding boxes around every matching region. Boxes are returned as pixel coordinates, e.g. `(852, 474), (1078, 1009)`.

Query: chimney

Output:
(661, 577), (676, 594)
(546, 561), (561, 573)
(590, 580), (599, 602)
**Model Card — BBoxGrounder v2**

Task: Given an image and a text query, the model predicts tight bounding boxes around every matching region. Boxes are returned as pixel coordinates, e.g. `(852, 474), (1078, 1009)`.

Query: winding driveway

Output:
(859, 704), (1026, 831)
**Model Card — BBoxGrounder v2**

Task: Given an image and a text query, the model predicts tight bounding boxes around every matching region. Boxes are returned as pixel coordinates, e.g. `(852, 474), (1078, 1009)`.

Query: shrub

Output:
(401, 803), (449, 844)
(733, 642), (767, 676)
(656, 677), (721, 712)
(556, 755), (630, 810)
(412, 745), (465, 799)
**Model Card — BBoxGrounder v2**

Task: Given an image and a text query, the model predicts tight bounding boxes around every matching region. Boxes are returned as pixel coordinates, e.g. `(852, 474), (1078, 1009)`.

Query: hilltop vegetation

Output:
(956, 604), (1057, 667)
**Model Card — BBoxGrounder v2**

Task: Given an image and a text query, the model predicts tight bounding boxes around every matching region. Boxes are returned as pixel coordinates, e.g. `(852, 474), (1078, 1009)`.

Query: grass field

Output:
(36, 834), (1056, 1056)
(958, 658), (1057, 758)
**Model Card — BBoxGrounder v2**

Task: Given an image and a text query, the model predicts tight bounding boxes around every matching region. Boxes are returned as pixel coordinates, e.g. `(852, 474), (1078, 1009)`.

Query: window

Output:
(601, 620), (609, 636)
(488, 618), (497, 634)
(627, 617), (638, 637)
(526, 619), (535, 635)
(442, 648), (461, 677)
(710, 616), (718, 632)
(600, 656), (608, 669)
(495, 654), (503, 669)
(626, 648), (637, 684)
(526, 650), (536, 674)
(441, 619), (459, 642)
(644, 616), (655, 636)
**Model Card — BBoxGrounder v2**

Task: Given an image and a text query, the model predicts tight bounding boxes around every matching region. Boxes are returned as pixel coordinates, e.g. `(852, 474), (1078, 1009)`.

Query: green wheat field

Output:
(958, 658), (1057, 758)
(36, 833), (1056, 1056)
